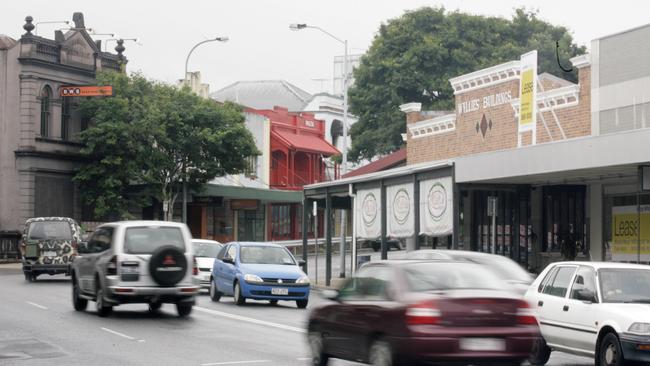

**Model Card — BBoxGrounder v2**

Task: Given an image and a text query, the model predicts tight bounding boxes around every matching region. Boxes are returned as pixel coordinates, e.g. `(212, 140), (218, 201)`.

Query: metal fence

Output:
(0, 231), (21, 262)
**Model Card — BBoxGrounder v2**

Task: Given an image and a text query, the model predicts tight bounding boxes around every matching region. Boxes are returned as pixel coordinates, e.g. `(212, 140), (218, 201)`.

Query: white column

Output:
(589, 184), (604, 261)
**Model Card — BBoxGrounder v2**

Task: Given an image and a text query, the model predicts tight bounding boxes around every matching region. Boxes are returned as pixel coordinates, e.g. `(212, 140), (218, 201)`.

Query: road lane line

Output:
(194, 306), (306, 333)
(201, 361), (270, 366)
(101, 327), (136, 340)
(26, 301), (48, 310)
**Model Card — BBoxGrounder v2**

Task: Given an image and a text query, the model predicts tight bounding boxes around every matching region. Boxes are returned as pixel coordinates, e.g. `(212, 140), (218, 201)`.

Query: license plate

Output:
(121, 266), (139, 274)
(271, 287), (289, 295)
(459, 338), (505, 351)
(43, 251), (57, 257)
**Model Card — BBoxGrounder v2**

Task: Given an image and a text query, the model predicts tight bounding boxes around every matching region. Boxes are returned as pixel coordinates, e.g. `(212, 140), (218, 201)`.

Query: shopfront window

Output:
(605, 194), (650, 264)
(542, 186), (587, 257)
(237, 209), (265, 242)
(271, 204), (291, 239)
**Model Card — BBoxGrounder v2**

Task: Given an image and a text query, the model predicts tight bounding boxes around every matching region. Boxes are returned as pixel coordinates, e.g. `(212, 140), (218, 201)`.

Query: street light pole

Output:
(181, 36), (228, 223)
(290, 24), (350, 278)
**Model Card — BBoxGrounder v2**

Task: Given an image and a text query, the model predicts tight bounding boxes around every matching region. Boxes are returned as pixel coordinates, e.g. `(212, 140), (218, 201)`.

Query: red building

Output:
(248, 106), (339, 241)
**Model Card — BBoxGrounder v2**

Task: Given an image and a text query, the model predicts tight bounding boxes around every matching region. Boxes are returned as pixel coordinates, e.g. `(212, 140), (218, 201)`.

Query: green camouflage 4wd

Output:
(21, 217), (84, 282)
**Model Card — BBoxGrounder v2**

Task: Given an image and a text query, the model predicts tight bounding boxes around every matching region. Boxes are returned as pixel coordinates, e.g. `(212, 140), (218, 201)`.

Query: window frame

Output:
(541, 265), (577, 298)
(569, 266), (598, 302)
(40, 86), (52, 137)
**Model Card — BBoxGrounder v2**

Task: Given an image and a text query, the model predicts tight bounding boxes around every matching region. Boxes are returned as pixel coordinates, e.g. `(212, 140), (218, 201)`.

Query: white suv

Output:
(525, 261), (650, 366)
(70, 221), (199, 317)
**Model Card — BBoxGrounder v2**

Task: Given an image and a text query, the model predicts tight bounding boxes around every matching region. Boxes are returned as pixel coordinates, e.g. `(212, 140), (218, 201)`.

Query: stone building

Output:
(0, 12), (126, 234)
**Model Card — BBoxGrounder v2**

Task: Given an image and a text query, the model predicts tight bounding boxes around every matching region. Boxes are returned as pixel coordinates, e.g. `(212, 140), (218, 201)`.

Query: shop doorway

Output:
(237, 209), (265, 242)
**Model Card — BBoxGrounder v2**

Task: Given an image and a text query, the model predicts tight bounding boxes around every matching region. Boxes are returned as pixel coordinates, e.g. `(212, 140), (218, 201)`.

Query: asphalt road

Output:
(0, 268), (594, 366)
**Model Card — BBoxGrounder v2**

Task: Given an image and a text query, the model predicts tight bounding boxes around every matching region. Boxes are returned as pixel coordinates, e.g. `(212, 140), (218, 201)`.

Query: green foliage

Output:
(74, 71), (259, 219)
(347, 7), (586, 162)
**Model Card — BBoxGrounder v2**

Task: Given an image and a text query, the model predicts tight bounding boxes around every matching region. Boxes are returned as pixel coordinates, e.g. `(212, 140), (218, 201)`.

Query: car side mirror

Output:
(77, 242), (89, 254)
(222, 257), (234, 265)
(322, 289), (339, 302)
(576, 288), (598, 303)
(297, 259), (306, 267)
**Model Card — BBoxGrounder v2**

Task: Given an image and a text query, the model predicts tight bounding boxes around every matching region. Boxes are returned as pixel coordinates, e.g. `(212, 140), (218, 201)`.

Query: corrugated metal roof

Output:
(272, 130), (339, 156)
(210, 80), (312, 111)
(342, 148), (407, 178)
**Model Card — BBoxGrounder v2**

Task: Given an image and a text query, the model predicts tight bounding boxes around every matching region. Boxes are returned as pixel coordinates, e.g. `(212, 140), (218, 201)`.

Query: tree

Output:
(347, 7), (587, 162)
(74, 71), (258, 220)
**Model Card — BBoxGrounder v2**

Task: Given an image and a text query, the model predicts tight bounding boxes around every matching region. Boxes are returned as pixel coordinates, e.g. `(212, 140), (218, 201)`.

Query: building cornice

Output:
(510, 84), (580, 116)
(15, 149), (86, 162)
(570, 54), (591, 69)
(18, 57), (97, 78)
(449, 61), (521, 95)
(399, 102), (421, 113)
(408, 113), (456, 139)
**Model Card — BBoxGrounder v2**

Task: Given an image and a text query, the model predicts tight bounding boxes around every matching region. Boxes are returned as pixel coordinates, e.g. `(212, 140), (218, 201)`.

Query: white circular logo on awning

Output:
(428, 183), (447, 221)
(361, 193), (378, 227)
(392, 189), (410, 225)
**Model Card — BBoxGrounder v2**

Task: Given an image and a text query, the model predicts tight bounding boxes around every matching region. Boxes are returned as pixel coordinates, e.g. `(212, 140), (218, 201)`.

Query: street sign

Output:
(60, 85), (113, 97)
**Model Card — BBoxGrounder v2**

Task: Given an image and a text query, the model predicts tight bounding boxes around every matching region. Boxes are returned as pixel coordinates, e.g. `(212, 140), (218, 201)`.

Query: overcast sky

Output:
(2, 0), (646, 95)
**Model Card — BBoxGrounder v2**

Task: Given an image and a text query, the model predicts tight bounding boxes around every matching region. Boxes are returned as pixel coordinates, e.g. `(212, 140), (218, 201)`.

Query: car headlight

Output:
(244, 274), (263, 283)
(296, 275), (310, 284)
(628, 323), (650, 334)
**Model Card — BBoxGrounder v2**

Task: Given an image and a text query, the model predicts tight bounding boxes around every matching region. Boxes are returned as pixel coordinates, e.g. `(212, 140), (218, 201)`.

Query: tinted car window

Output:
(193, 242), (223, 257)
(90, 227), (113, 253)
(542, 266), (576, 297)
(338, 266), (392, 300)
(403, 262), (504, 291)
(240, 246), (295, 265)
(124, 227), (185, 254)
(27, 221), (72, 240)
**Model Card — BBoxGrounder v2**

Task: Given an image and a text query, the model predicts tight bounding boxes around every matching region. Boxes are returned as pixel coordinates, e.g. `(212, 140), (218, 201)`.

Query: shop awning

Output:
(199, 184), (303, 203)
(272, 130), (339, 156)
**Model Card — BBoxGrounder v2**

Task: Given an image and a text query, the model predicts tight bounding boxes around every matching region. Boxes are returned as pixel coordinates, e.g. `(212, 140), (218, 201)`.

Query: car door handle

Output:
(538, 300), (544, 307)
(563, 305), (569, 312)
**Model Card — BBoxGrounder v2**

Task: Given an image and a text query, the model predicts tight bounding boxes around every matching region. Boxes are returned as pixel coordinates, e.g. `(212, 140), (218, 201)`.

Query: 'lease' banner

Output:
(419, 177), (453, 236)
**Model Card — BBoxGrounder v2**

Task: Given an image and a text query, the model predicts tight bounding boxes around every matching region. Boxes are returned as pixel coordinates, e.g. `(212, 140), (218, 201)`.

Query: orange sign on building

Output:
(60, 85), (113, 97)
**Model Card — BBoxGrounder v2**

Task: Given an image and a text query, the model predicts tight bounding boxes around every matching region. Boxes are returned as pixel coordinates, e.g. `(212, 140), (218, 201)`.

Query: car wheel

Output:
(209, 279), (221, 302)
(369, 339), (394, 366)
(296, 299), (308, 309)
(269, 300), (278, 306)
(95, 283), (113, 317)
(308, 330), (329, 366)
(528, 337), (551, 365)
(599, 333), (625, 366)
(176, 303), (192, 317)
(234, 282), (246, 305)
(72, 279), (87, 311)
(148, 302), (162, 313)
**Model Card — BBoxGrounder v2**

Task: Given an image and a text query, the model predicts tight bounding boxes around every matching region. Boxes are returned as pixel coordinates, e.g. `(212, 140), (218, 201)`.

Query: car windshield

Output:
(124, 227), (185, 254)
(403, 262), (505, 291)
(27, 221), (72, 240)
(193, 241), (223, 258)
(599, 268), (650, 303)
(240, 246), (295, 265)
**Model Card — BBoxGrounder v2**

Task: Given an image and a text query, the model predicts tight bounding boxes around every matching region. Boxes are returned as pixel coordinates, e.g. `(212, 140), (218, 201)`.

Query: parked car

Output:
(192, 239), (223, 289)
(525, 261), (650, 366)
(20, 217), (84, 282)
(404, 249), (535, 294)
(70, 221), (199, 317)
(368, 238), (403, 252)
(308, 260), (540, 366)
(210, 242), (309, 308)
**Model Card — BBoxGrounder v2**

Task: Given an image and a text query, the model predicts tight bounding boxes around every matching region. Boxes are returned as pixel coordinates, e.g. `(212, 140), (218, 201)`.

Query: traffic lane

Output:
(0, 272), (313, 366)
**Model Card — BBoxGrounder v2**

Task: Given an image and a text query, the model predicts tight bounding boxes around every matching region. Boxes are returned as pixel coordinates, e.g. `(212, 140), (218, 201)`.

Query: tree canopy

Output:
(347, 7), (586, 162)
(74, 71), (259, 220)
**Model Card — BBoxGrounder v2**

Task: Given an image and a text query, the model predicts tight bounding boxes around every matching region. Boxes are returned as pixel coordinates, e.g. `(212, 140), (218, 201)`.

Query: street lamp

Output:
(290, 23), (350, 280)
(181, 36), (229, 224)
(34, 20), (70, 35)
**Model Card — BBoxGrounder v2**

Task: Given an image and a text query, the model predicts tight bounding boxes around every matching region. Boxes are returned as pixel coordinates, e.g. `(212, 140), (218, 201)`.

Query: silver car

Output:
(191, 239), (223, 289)
(70, 221), (199, 317)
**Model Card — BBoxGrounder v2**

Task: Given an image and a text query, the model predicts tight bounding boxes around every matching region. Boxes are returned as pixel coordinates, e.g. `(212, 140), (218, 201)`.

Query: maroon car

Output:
(307, 260), (540, 366)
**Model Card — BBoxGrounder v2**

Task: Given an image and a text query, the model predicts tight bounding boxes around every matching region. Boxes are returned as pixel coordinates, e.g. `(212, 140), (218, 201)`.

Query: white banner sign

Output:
(419, 177), (453, 236)
(386, 183), (415, 238)
(355, 188), (381, 239)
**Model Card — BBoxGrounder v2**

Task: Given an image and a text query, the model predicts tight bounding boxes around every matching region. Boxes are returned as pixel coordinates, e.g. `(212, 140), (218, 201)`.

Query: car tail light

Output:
(406, 300), (441, 325)
(516, 300), (537, 325)
(192, 257), (198, 276)
(107, 255), (118, 276)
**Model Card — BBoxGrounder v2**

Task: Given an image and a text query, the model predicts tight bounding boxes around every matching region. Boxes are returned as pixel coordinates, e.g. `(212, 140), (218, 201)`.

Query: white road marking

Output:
(26, 301), (48, 310)
(101, 327), (136, 341)
(194, 306), (306, 333)
(201, 361), (271, 366)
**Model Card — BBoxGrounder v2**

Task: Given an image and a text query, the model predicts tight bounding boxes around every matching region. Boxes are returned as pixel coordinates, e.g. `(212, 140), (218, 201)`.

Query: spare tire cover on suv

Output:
(149, 245), (188, 287)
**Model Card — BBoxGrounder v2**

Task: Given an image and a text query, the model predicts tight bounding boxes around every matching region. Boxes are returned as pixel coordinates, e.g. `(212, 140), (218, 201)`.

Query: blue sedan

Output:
(209, 242), (310, 308)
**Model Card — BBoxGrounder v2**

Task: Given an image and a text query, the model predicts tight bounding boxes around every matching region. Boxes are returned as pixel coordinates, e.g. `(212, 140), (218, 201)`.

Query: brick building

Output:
(303, 23), (650, 281)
